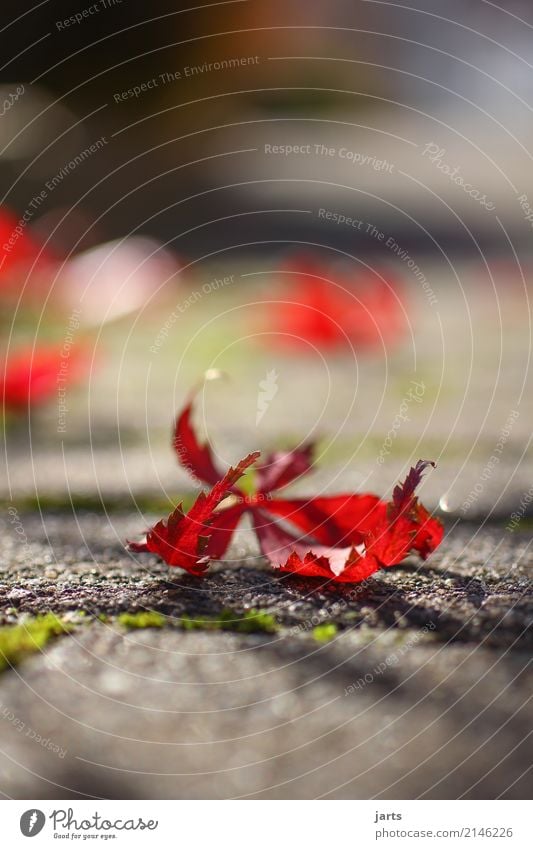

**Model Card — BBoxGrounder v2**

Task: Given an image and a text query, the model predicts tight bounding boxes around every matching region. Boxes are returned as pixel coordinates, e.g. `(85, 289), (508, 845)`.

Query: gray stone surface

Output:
(0, 512), (531, 799)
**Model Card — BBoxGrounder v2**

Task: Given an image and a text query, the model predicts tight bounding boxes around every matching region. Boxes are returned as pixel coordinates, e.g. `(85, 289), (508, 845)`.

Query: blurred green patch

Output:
(117, 611), (166, 629)
(0, 614), (73, 672)
(0, 492), (194, 515)
(180, 609), (278, 634)
(312, 622), (338, 643)
(118, 608), (278, 634)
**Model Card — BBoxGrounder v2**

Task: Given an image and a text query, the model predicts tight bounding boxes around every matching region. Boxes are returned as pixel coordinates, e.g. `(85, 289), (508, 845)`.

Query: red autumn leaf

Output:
(204, 503), (247, 559)
(255, 443), (315, 493)
(261, 493), (383, 546)
(389, 459), (435, 519)
(365, 462), (444, 567)
(0, 208), (55, 281)
(250, 508), (379, 582)
(129, 386), (443, 582)
(128, 452), (259, 574)
(255, 463), (443, 582)
(260, 255), (406, 351)
(1, 345), (89, 410)
(280, 548), (380, 583)
(364, 507), (441, 568)
(250, 506), (373, 580)
(173, 396), (225, 486)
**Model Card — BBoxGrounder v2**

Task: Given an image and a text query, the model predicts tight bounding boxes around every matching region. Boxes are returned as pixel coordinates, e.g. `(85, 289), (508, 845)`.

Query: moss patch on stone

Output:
(0, 492), (193, 515)
(117, 611), (166, 629)
(118, 608), (278, 634)
(180, 609), (278, 633)
(312, 622), (338, 643)
(0, 614), (73, 672)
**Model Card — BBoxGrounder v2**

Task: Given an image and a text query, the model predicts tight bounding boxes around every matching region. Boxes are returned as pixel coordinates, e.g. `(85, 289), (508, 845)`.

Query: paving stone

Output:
(0, 512), (531, 799)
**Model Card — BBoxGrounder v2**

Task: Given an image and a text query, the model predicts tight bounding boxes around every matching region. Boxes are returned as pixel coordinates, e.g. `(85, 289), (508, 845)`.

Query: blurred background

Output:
(1, 0), (532, 519)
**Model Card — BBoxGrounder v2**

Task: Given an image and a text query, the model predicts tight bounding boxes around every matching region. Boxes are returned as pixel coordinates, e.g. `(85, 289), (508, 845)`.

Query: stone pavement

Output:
(0, 512), (531, 799)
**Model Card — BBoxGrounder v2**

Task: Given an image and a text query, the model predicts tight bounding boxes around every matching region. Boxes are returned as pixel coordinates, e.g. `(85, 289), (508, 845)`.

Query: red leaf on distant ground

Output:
(261, 255), (406, 351)
(128, 452), (258, 573)
(129, 386), (444, 581)
(1, 345), (89, 410)
(0, 208), (55, 281)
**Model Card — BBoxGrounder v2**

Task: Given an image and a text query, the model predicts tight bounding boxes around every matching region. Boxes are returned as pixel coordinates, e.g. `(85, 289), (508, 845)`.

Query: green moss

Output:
(233, 610), (278, 634)
(118, 608), (278, 634)
(508, 517), (533, 532)
(118, 611), (166, 629)
(0, 614), (73, 672)
(179, 609), (278, 634)
(312, 622), (338, 643)
(0, 492), (194, 515)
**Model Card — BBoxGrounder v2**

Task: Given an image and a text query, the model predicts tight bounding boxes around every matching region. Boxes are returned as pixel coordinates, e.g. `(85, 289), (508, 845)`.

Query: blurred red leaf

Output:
(262, 256), (406, 351)
(1, 345), (89, 410)
(0, 208), (55, 281)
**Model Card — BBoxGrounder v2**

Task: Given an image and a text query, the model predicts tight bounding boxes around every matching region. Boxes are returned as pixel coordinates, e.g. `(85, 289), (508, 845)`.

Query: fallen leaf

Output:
(129, 386), (443, 582)
(128, 452), (259, 574)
